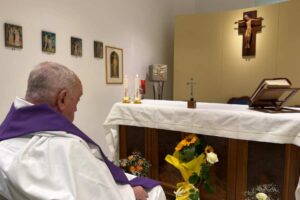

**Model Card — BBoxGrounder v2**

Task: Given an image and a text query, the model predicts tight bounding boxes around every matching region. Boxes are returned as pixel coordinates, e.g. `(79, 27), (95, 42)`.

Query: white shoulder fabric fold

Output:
(0, 134), (135, 200)
(0, 195), (8, 200)
(0, 171), (12, 199)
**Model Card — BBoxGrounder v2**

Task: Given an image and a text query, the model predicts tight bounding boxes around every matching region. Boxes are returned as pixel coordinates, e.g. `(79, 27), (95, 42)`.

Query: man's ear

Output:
(56, 89), (68, 112)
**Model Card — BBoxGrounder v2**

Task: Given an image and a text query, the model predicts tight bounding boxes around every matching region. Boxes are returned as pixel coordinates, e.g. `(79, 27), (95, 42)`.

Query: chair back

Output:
(227, 96), (250, 105)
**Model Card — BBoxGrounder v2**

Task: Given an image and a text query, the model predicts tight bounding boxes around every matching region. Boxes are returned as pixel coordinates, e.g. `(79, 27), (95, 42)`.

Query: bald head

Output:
(25, 62), (83, 121)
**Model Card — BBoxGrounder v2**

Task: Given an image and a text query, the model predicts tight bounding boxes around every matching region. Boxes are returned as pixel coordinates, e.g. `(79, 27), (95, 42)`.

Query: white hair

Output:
(25, 62), (80, 105)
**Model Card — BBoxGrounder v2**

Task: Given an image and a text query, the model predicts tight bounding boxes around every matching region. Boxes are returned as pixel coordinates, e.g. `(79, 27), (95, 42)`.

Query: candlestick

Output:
(122, 75), (131, 103)
(124, 75), (129, 97)
(134, 74), (141, 104)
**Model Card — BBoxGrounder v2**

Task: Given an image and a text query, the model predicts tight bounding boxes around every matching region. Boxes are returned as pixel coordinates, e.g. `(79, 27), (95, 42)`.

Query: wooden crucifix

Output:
(235, 11), (264, 57)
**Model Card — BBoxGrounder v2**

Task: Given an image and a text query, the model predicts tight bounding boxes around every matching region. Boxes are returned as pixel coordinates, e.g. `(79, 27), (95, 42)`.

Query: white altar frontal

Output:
(104, 100), (300, 200)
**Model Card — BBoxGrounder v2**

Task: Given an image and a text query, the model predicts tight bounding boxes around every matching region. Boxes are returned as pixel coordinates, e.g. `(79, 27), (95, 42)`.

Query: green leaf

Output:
(195, 140), (204, 155)
(204, 182), (214, 193)
(188, 189), (200, 200)
(179, 145), (196, 162)
(189, 173), (200, 185)
(200, 163), (211, 181)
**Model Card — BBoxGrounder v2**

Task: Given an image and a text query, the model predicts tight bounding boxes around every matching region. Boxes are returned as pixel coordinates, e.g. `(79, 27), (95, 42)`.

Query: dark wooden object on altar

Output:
(187, 98), (196, 108)
(187, 78), (197, 109)
(236, 11), (263, 57)
(119, 125), (300, 200)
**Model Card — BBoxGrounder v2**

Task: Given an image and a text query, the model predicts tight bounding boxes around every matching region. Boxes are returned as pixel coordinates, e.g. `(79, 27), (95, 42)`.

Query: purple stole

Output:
(0, 103), (159, 190)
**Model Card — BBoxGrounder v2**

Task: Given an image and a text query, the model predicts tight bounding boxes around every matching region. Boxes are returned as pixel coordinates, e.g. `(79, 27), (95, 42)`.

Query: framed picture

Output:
(94, 41), (103, 58)
(71, 37), (82, 56)
(42, 31), (56, 53)
(4, 23), (23, 49)
(105, 46), (123, 84)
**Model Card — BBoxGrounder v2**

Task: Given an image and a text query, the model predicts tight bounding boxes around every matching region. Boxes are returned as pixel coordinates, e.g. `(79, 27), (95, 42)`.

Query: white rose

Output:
(206, 152), (219, 164)
(256, 193), (268, 200)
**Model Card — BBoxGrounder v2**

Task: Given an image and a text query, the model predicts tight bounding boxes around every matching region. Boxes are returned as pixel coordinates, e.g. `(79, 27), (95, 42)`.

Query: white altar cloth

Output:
(104, 100), (300, 160)
(104, 99), (300, 200)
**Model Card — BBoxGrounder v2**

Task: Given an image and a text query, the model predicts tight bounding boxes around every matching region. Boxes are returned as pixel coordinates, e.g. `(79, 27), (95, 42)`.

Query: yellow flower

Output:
(165, 153), (206, 182)
(185, 134), (198, 146)
(175, 140), (187, 151)
(175, 134), (199, 151)
(205, 145), (214, 154)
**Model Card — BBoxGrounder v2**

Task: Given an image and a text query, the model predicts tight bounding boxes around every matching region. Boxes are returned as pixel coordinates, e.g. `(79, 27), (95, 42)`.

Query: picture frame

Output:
(105, 46), (123, 84)
(71, 37), (82, 56)
(42, 31), (56, 53)
(94, 41), (103, 58)
(4, 23), (23, 49)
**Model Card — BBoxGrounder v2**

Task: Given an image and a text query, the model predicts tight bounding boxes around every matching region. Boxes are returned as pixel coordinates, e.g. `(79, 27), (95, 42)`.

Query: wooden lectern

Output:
(249, 78), (300, 113)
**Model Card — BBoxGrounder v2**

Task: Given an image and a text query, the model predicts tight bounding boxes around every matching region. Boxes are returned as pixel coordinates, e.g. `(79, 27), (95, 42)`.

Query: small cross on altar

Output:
(235, 10), (264, 57)
(187, 78), (196, 100)
(187, 78), (196, 109)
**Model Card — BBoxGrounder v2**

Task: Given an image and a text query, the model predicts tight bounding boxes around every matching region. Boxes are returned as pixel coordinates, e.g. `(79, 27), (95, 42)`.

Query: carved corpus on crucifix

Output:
(235, 11), (264, 57)
(187, 78), (196, 109)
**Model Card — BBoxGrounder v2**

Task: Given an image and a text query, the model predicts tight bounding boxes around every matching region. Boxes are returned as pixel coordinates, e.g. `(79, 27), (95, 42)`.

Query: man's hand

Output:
(132, 186), (148, 200)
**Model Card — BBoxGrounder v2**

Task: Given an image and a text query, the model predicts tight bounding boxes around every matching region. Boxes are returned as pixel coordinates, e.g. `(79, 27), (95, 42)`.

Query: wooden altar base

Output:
(119, 125), (300, 200)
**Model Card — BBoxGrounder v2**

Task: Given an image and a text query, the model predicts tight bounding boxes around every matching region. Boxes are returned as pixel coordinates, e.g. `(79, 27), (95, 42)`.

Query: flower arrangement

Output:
(119, 152), (151, 177)
(244, 183), (280, 200)
(165, 134), (219, 200)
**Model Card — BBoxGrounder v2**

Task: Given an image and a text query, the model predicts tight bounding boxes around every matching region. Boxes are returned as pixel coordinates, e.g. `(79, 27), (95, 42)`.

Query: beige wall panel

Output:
(174, 14), (223, 102)
(174, 1), (300, 106)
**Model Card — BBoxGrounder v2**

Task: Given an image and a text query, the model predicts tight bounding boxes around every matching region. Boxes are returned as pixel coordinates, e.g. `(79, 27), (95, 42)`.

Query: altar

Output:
(104, 100), (300, 200)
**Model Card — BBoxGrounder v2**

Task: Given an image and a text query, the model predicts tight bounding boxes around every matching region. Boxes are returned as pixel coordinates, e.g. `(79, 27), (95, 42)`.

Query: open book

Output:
(249, 78), (300, 112)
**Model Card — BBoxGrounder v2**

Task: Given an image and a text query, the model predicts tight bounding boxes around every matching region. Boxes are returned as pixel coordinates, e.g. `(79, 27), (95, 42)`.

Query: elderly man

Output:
(0, 62), (166, 200)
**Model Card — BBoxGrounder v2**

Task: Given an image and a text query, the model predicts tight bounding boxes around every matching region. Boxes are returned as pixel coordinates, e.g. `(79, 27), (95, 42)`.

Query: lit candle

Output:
(122, 75), (130, 103)
(134, 74), (140, 100)
(124, 75), (129, 97)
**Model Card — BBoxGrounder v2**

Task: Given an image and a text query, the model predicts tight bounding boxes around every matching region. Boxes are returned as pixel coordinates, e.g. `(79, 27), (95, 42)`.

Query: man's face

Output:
(63, 81), (83, 122)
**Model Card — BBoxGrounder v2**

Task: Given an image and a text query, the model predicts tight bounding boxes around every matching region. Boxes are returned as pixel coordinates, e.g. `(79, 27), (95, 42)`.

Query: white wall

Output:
(171, 0), (196, 14)
(0, 0), (194, 157)
(195, 0), (287, 13)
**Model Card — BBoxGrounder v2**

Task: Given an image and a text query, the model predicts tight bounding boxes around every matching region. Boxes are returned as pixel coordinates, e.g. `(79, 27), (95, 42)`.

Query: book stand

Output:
(249, 79), (300, 113)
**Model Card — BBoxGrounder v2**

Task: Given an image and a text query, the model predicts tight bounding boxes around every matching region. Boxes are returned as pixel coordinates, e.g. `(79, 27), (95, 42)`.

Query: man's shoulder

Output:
(0, 131), (95, 166)
(35, 131), (90, 149)
(36, 131), (83, 140)
(1, 131), (90, 154)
